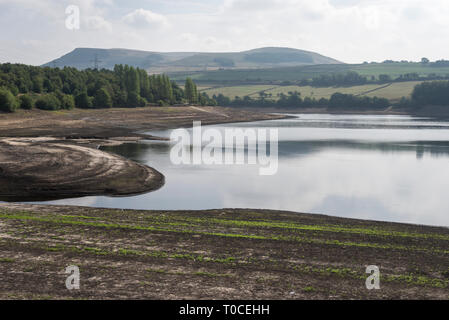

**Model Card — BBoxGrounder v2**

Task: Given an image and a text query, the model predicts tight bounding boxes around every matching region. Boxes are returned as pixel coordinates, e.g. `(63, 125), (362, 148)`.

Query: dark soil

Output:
(0, 138), (164, 201)
(0, 204), (447, 300)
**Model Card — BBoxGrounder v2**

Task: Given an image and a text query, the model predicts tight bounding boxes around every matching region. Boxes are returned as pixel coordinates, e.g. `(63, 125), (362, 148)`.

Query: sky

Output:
(1, 0), (448, 65)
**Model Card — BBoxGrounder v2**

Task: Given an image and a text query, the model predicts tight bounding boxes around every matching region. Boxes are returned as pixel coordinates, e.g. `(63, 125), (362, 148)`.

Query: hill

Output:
(43, 47), (342, 72)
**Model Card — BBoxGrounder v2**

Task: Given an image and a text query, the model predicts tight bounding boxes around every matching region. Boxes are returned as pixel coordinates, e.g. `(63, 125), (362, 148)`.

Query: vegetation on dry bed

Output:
(0, 204), (447, 300)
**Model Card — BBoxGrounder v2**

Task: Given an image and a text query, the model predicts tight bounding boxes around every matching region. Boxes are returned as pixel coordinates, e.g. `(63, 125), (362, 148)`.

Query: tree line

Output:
(280, 71), (449, 87)
(1, 62), (448, 112)
(0, 63), (216, 112)
(212, 91), (390, 110)
(213, 80), (449, 109)
(410, 81), (449, 106)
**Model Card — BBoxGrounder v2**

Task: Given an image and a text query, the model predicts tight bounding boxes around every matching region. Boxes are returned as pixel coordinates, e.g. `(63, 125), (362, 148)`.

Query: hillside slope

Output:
(43, 47), (342, 72)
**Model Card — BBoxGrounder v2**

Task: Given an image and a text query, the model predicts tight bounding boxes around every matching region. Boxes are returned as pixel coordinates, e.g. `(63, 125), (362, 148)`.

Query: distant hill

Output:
(43, 47), (342, 72)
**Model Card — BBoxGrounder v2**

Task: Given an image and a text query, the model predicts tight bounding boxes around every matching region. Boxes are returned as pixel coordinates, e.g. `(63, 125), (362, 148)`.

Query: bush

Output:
(35, 94), (61, 110)
(75, 91), (92, 109)
(113, 90), (127, 108)
(19, 95), (34, 109)
(93, 88), (112, 108)
(0, 87), (19, 112)
(127, 91), (140, 108)
(61, 94), (75, 110)
(139, 96), (148, 107)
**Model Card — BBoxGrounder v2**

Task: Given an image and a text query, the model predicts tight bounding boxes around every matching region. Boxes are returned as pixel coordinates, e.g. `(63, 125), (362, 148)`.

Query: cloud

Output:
(85, 15), (112, 31)
(122, 8), (169, 28)
(1, 0), (449, 65)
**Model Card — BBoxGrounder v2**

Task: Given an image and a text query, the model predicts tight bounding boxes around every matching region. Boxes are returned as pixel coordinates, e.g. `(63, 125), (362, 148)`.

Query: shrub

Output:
(35, 94), (61, 110)
(93, 88), (112, 108)
(61, 94), (75, 110)
(75, 91), (92, 109)
(0, 87), (19, 112)
(19, 95), (34, 109)
(127, 91), (140, 108)
(139, 96), (148, 107)
(113, 90), (127, 108)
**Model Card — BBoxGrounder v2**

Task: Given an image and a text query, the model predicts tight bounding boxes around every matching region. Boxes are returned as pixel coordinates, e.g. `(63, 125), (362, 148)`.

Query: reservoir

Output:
(40, 114), (449, 227)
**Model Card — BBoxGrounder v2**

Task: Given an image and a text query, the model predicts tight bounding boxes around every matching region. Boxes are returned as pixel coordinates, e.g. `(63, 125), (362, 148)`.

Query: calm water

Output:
(37, 114), (449, 227)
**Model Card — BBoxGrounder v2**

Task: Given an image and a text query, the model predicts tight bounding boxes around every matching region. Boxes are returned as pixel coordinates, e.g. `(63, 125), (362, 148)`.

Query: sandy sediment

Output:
(0, 138), (164, 201)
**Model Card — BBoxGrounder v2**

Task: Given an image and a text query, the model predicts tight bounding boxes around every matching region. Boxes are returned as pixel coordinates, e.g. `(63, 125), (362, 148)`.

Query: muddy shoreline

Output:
(0, 204), (447, 300)
(0, 106), (285, 201)
(0, 106), (286, 140)
(0, 137), (165, 201)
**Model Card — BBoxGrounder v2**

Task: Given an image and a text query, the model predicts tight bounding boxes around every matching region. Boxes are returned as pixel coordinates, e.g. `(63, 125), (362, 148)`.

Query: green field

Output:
(171, 62), (449, 84)
(201, 85), (277, 99)
(353, 63), (449, 77)
(200, 81), (422, 102)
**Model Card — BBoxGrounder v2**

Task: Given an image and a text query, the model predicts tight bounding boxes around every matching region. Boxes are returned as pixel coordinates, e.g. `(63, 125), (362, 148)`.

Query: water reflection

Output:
(33, 114), (449, 227)
(104, 138), (449, 163)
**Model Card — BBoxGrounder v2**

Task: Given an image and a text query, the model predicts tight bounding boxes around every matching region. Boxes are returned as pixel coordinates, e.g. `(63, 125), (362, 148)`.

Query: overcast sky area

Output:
(1, 0), (448, 65)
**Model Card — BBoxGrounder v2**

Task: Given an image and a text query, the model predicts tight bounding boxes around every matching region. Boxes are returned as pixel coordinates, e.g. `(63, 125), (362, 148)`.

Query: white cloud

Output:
(1, 0), (449, 65)
(85, 15), (112, 31)
(122, 9), (170, 28)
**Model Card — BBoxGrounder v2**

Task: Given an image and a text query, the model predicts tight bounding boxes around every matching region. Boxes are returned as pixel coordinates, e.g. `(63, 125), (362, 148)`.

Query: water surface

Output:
(38, 114), (449, 227)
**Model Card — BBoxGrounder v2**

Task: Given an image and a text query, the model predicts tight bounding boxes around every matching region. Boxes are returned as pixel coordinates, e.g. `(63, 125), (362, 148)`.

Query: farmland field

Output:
(171, 62), (449, 84)
(201, 85), (277, 99)
(199, 81), (422, 102)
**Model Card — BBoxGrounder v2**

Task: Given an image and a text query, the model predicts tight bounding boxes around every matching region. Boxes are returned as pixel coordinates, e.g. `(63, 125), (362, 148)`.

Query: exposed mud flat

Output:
(0, 138), (164, 201)
(0, 204), (447, 300)
(0, 106), (284, 201)
(0, 106), (286, 139)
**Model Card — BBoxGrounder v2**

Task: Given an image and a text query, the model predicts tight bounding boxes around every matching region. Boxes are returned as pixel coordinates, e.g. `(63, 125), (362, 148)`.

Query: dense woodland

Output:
(0, 63), (216, 112)
(1, 63), (449, 112)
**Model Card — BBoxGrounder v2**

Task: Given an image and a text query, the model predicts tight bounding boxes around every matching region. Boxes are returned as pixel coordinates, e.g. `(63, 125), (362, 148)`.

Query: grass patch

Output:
(1, 212), (447, 254)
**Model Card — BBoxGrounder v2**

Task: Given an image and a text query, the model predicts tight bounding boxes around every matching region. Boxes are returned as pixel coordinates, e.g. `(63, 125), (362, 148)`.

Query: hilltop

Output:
(43, 47), (342, 72)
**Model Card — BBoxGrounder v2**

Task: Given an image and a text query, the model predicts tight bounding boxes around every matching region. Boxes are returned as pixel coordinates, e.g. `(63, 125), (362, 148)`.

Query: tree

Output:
(93, 87), (112, 108)
(75, 91), (92, 109)
(35, 94), (61, 110)
(127, 67), (140, 96)
(0, 62), (181, 111)
(185, 78), (198, 104)
(19, 95), (34, 109)
(378, 74), (392, 83)
(127, 91), (140, 108)
(0, 87), (19, 112)
(421, 57), (430, 65)
(61, 94), (75, 110)
(32, 76), (44, 93)
(412, 80), (449, 106)
(113, 90), (127, 108)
